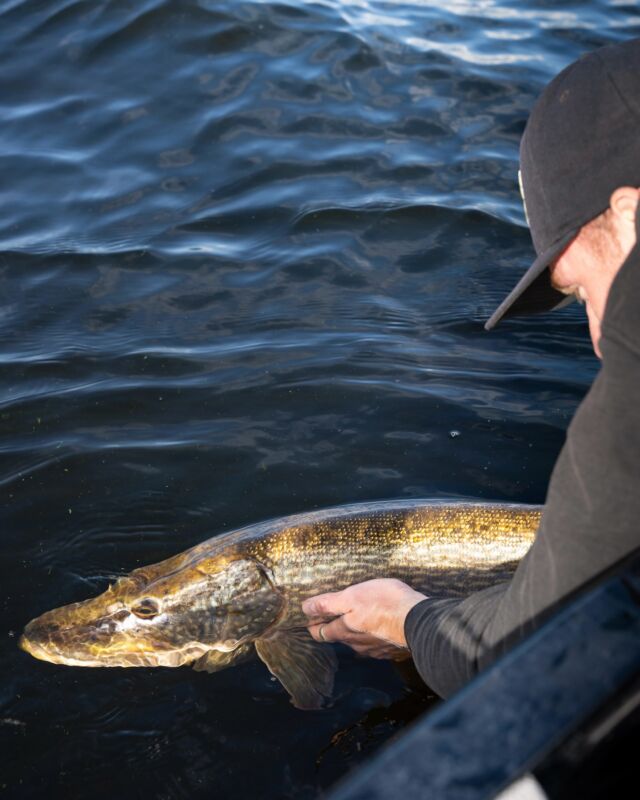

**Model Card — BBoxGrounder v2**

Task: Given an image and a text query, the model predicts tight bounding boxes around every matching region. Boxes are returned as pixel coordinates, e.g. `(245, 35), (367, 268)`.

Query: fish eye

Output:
(130, 598), (161, 619)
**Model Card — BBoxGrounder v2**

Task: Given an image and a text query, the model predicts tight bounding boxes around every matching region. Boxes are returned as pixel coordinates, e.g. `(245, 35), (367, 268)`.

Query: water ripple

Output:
(1, 1), (633, 798)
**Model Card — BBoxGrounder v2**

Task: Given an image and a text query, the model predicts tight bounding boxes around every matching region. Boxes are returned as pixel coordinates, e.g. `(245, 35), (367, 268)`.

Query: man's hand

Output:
(302, 578), (427, 660)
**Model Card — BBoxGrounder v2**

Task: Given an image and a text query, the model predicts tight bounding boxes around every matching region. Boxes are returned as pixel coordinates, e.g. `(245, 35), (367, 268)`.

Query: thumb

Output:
(302, 590), (348, 619)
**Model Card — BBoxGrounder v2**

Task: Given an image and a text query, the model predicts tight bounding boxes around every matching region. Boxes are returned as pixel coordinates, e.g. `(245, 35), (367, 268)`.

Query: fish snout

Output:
(20, 603), (123, 665)
(20, 614), (69, 663)
(19, 629), (50, 661)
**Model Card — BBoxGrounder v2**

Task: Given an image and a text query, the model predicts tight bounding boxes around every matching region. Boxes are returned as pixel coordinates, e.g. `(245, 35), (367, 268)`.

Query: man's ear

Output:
(609, 186), (640, 224)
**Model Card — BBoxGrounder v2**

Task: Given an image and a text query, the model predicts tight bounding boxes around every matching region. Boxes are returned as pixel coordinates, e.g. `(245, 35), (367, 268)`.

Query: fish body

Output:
(21, 500), (541, 708)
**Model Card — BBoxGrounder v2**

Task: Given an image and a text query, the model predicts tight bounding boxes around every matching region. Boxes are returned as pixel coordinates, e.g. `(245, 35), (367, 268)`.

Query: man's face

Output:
(549, 222), (618, 358)
(549, 190), (638, 358)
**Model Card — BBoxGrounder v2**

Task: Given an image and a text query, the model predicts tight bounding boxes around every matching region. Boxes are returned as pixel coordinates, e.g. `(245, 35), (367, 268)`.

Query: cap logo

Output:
(518, 169), (530, 225)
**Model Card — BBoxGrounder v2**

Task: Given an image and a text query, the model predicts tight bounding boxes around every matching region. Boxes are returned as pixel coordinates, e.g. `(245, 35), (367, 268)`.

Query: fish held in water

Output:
(20, 500), (541, 709)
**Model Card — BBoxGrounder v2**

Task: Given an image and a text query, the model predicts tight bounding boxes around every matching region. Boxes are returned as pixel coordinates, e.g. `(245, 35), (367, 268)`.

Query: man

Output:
(302, 38), (640, 697)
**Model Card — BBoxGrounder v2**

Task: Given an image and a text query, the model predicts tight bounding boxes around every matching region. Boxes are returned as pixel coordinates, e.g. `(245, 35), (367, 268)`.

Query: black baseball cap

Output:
(485, 38), (640, 330)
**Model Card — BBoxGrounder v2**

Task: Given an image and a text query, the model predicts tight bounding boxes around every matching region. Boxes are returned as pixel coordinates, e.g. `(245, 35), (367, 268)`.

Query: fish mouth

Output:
(19, 633), (111, 667)
(20, 613), (122, 666)
(19, 627), (209, 668)
(19, 603), (172, 668)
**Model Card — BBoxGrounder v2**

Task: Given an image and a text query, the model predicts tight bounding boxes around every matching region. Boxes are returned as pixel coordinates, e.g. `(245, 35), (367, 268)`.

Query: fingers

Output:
(308, 615), (356, 644)
(308, 618), (409, 660)
(303, 579), (427, 657)
(302, 589), (350, 620)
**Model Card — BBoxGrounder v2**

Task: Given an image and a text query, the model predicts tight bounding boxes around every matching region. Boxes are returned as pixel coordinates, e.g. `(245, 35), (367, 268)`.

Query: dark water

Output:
(2, 1), (639, 797)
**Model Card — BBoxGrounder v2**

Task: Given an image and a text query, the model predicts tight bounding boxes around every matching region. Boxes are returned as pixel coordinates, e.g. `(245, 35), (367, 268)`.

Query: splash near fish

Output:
(21, 501), (541, 709)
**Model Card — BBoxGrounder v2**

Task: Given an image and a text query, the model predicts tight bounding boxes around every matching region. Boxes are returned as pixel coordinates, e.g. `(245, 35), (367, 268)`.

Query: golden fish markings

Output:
(21, 500), (541, 709)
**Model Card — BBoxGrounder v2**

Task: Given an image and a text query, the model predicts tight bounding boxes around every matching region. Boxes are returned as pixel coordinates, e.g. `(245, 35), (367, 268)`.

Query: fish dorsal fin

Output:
(192, 641), (255, 674)
(255, 628), (337, 710)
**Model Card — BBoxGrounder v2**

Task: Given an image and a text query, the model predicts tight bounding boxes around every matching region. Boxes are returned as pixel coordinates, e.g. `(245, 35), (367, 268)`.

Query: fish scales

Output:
(248, 503), (539, 625)
(20, 500), (542, 709)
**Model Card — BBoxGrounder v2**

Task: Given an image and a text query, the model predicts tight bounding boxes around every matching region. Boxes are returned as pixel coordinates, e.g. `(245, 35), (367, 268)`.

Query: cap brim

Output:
(484, 229), (577, 330)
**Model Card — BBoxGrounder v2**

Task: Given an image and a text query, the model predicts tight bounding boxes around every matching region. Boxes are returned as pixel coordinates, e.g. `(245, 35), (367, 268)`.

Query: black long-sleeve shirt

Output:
(405, 224), (640, 698)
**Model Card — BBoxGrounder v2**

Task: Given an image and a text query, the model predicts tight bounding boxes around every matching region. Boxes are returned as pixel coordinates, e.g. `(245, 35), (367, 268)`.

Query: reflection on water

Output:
(1, 0), (637, 797)
(317, 685), (438, 786)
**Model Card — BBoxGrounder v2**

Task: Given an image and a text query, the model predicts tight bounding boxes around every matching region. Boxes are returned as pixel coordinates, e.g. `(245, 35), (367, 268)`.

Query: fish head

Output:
(20, 551), (284, 668)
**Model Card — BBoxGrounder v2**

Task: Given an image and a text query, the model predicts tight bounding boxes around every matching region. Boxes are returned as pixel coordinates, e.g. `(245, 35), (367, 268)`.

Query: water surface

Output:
(1, 1), (638, 797)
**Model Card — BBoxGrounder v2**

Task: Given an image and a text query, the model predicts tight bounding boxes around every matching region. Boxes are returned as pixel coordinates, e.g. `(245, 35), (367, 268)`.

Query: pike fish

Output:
(21, 500), (541, 709)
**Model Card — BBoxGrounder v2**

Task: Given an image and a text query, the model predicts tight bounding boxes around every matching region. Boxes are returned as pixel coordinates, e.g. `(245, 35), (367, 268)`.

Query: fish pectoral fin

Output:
(192, 642), (255, 674)
(255, 628), (338, 711)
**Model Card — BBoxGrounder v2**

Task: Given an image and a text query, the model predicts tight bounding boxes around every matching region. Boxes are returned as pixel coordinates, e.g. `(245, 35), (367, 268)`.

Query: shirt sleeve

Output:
(405, 249), (640, 699)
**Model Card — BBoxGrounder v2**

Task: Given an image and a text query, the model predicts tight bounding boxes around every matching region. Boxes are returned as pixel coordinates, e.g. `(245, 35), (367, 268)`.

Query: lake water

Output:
(1, 1), (638, 798)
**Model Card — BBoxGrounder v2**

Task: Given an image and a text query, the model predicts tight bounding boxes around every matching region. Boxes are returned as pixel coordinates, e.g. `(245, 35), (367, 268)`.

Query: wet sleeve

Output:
(404, 255), (640, 699)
